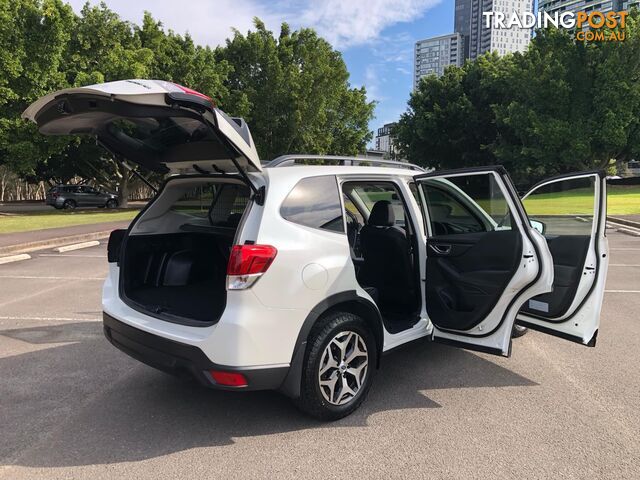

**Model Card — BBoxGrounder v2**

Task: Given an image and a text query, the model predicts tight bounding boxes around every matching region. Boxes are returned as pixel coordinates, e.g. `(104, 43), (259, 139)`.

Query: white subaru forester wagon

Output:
(24, 80), (609, 420)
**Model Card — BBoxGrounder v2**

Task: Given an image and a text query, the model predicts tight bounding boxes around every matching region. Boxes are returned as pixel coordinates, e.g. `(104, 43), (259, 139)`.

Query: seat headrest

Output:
(429, 204), (451, 222)
(368, 200), (395, 227)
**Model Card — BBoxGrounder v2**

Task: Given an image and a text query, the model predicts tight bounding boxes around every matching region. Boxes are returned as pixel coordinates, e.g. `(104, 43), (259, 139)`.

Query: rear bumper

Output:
(103, 312), (289, 391)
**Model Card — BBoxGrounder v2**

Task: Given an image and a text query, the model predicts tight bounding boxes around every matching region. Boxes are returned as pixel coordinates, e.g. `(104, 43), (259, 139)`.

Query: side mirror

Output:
(530, 219), (546, 235)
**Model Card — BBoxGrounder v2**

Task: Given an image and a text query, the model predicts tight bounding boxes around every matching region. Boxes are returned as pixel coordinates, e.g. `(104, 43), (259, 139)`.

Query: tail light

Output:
(226, 244), (277, 290)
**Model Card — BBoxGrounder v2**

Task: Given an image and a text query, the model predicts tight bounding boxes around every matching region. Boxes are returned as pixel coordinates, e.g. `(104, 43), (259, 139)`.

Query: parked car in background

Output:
(45, 185), (119, 210)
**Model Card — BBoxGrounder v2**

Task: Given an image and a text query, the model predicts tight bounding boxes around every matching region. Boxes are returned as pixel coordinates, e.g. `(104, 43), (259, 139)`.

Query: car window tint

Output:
(171, 184), (218, 218)
(344, 182), (406, 226)
(523, 176), (595, 236)
(170, 183), (250, 225)
(280, 176), (344, 233)
(421, 173), (513, 235)
(343, 195), (365, 226)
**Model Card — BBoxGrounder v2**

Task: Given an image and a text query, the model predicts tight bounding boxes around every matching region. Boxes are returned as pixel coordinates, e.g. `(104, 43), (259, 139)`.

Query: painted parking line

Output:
(0, 254), (31, 265)
(605, 290), (640, 293)
(38, 254), (107, 258)
(0, 275), (104, 280)
(54, 241), (101, 253)
(609, 264), (640, 267)
(609, 248), (640, 251)
(0, 315), (100, 322)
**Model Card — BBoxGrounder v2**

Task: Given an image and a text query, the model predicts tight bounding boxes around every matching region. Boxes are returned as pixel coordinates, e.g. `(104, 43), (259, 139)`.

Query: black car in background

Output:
(45, 185), (119, 210)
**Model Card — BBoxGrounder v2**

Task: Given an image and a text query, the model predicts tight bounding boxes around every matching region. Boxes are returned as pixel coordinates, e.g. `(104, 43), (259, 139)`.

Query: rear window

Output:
(280, 176), (344, 233)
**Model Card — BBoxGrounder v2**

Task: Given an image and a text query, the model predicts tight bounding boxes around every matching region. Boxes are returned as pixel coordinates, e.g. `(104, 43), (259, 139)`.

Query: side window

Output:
(343, 195), (365, 226)
(523, 176), (595, 236)
(344, 182), (407, 226)
(170, 183), (250, 225)
(209, 184), (250, 225)
(171, 184), (218, 218)
(280, 176), (344, 233)
(421, 173), (513, 236)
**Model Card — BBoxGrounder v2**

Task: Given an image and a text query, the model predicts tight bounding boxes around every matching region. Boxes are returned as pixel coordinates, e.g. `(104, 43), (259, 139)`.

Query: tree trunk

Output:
(117, 161), (129, 208)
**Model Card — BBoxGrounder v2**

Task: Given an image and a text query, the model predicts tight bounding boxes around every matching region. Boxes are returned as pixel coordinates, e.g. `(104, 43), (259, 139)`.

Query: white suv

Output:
(25, 80), (609, 420)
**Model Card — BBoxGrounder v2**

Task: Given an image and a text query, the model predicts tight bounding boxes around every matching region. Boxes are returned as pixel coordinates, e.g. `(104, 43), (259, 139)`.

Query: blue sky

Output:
(67, 0), (454, 137)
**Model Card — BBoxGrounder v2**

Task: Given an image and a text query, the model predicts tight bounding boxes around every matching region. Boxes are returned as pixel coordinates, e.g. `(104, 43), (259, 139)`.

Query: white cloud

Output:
(299, 0), (441, 48)
(65, 0), (286, 47)
(65, 0), (441, 50)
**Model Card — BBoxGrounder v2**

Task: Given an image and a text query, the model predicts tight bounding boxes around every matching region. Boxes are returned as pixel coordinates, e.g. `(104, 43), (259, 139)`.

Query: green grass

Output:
(0, 209), (138, 234)
(523, 185), (640, 216)
(1, 184), (638, 235)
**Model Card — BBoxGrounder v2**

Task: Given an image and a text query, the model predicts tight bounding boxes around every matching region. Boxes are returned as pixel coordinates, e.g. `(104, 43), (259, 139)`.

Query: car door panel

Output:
(426, 230), (522, 331)
(415, 167), (554, 356)
(516, 171), (608, 346)
(519, 234), (591, 318)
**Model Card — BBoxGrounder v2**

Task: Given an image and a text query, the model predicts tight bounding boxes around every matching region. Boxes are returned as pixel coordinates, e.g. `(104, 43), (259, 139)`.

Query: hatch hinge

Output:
(229, 156), (264, 206)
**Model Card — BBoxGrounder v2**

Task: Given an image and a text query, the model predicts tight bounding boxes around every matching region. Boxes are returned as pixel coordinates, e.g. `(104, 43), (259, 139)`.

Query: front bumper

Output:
(103, 312), (289, 391)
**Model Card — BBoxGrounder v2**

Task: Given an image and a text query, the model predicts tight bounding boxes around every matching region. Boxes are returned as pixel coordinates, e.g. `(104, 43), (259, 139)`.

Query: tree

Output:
(0, 0), (75, 177)
(0, 7), (374, 201)
(395, 10), (640, 185)
(395, 53), (512, 172)
(217, 19), (375, 160)
(135, 12), (231, 103)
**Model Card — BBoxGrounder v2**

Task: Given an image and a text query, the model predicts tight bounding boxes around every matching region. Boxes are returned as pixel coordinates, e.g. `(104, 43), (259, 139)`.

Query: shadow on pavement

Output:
(0, 321), (537, 467)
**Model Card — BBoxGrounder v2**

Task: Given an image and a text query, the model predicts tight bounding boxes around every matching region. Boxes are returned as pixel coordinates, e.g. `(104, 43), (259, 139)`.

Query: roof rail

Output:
(264, 154), (426, 172)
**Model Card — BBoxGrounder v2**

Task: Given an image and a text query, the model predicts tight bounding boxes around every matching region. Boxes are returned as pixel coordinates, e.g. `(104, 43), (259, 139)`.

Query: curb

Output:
(608, 216), (640, 229)
(0, 230), (112, 256)
(616, 227), (640, 238)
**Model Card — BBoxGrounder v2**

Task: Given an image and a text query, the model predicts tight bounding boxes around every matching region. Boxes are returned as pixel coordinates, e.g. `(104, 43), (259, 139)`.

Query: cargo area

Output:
(120, 179), (251, 325)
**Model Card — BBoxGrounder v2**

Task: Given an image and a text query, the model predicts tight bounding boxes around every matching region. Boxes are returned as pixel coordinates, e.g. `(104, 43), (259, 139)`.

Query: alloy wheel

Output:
(318, 330), (369, 406)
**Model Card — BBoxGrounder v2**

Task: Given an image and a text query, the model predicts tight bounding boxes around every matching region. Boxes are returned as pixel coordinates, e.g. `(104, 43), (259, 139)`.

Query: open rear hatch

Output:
(24, 80), (264, 326)
(22, 79), (262, 178)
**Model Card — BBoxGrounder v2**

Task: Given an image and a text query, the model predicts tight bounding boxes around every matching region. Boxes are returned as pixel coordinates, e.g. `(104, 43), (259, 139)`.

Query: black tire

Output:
(512, 324), (528, 338)
(63, 199), (76, 210)
(295, 311), (376, 421)
(106, 199), (118, 209)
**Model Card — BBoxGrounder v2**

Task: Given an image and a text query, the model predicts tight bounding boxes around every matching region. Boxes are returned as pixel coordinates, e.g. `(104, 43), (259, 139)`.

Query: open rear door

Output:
(415, 167), (553, 356)
(516, 171), (608, 346)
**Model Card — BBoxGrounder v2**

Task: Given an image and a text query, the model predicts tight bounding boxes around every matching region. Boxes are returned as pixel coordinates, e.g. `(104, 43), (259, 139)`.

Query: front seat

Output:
(359, 200), (416, 313)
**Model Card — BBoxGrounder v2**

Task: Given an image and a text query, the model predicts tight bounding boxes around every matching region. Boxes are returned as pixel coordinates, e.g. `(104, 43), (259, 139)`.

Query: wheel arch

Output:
(278, 291), (383, 399)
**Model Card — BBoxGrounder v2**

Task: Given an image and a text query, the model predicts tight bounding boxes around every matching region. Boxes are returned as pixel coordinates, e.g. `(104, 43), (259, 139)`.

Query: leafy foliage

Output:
(0, 3), (373, 202)
(217, 20), (374, 159)
(395, 10), (640, 185)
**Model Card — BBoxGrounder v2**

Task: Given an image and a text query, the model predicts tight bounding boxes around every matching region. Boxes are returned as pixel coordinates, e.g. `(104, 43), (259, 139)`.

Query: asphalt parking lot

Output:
(0, 229), (639, 479)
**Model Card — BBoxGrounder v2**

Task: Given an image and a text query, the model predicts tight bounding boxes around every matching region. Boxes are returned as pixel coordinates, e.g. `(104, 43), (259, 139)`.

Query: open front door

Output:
(516, 171), (608, 346)
(415, 167), (553, 356)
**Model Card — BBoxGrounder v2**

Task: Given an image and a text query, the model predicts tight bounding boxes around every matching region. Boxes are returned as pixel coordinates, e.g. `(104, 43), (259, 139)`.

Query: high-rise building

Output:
(454, 0), (534, 60)
(539, 0), (640, 16)
(454, 0), (472, 58)
(413, 33), (463, 88)
(374, 123), (397, 156)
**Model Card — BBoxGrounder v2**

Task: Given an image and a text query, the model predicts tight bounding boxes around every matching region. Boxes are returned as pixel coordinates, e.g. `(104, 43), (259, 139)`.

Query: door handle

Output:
(430, 244), (452, 255)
